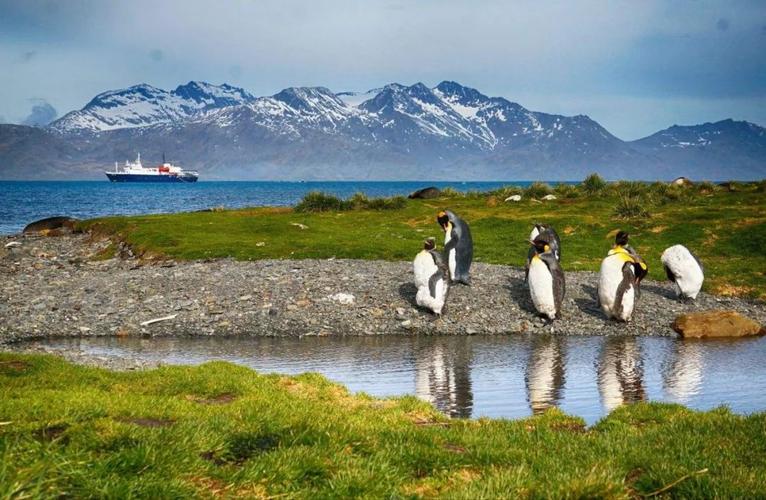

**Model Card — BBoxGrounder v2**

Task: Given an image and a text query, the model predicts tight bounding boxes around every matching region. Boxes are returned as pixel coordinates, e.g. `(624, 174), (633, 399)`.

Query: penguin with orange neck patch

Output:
(598, 232), (645, 322)
(437, 210), (473, 285)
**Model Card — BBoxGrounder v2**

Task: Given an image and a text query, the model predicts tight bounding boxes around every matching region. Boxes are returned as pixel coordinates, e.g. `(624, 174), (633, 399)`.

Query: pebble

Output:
(1, 233), (765, 348)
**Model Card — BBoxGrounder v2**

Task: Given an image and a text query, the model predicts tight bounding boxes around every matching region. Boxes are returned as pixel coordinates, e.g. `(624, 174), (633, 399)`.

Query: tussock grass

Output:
(582, 173), (607, 194)
(295, 191), (406, 213)
(1, 353), (765, 498)
(554, 183), (580, 199)
(524, 181), (553, 199)
(614, 195), (651, 219)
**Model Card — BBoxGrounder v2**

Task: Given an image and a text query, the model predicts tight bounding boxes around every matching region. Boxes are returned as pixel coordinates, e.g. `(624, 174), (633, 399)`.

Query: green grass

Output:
(1, 353), (765, 498)
(79, 180), (766, 299)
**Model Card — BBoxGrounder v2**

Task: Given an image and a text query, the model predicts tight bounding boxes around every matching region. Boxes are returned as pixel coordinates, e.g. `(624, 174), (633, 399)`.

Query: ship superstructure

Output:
(105, 153), (198, 182)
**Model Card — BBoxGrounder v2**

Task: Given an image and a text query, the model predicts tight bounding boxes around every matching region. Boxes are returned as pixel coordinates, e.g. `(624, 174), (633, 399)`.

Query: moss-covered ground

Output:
(2, 353), (765, 498)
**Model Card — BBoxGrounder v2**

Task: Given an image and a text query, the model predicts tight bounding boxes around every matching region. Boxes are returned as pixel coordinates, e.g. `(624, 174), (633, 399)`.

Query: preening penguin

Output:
(413, 237), (450, 315)
(526, 224), (561, 283)
(437, 210), (473, 285)
(661, 244), (704, 300)
(598, 244), (640, 322)
(529, 224), (561, 260)
(613, 231), (648, 294)
(527, 237), (565, 320)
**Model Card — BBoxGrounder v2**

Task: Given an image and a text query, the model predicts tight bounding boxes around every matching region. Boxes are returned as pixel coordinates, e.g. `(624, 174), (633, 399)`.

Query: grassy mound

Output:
(1, 353), (764, 497)
(79, 178), (766, 299)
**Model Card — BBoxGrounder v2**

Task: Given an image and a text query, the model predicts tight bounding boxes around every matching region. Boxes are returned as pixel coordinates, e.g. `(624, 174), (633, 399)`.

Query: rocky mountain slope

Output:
(1, 80), (763, 180)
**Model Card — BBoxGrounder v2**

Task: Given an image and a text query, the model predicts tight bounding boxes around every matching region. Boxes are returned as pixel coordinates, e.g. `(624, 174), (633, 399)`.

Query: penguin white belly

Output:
(415, 277), (447, 315)
(618, 287), (635, 322)
(598, 255), (634, 321)
(443, 232), (456, 280)
(528, 258), (557, 319)
(661, 245), (704, 299)
(448, 249), (456, 280)
(413, 251), (437, 289)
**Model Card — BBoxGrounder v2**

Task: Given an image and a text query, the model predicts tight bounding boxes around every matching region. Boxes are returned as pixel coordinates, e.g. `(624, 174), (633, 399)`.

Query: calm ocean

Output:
(0, 180), (542, 235)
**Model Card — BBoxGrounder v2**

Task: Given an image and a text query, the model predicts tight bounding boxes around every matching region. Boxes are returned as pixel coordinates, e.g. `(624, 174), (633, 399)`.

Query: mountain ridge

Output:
(1, 80), (764, 180)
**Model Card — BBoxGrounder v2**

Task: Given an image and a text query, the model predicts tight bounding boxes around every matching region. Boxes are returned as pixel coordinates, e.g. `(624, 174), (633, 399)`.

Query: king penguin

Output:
(661, 244), (704, 300)
(437, 210), (473, 285)
(598, 242), (640, 322)
(527, 237), (565, 320)
(413, 237), (450, 315)
(526, 224), (561, 283)
(614, 231), (648, 295)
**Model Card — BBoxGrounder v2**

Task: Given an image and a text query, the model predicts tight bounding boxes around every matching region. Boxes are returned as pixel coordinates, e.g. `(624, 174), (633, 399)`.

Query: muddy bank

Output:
(2, 234), (764, 344)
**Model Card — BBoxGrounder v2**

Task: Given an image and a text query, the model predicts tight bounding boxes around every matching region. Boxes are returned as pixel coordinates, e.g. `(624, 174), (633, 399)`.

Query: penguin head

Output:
(615, 231), (630, 247)
(423, 237), (436, 251)
(530, 237), (551, 255)
(437, 211), (451, 231)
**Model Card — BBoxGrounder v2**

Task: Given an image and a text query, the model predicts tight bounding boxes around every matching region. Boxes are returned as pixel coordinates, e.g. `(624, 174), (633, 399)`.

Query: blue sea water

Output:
(0, 180), (542, 235)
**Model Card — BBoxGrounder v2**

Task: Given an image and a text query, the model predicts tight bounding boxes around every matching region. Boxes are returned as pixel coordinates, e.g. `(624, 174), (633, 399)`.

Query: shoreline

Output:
(3, 234), (765, 347)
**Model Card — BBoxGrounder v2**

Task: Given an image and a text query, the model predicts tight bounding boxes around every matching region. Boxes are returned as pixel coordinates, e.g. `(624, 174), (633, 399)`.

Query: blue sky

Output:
(1, 0), (764, 140)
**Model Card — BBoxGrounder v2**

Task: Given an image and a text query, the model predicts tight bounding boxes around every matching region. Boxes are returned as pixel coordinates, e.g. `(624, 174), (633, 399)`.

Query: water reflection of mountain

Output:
(414, 338), (473, 418)
(525, 336), (566, 414)
(663, 341), (704, 403)
(597, 337), (646, 412)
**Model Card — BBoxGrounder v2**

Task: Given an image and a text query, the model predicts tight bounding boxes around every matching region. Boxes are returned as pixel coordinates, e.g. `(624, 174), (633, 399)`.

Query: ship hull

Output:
(106, 173), (198, 183)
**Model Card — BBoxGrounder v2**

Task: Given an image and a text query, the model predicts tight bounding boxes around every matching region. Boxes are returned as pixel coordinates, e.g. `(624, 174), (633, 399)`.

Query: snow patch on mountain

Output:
(49, 81), (255, 133)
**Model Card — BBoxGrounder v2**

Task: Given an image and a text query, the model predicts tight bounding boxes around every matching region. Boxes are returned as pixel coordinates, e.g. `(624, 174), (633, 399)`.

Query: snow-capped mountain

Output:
(49, 81), (256, 133)
(628, 119), (766, 176)
(1, 80), (764, 180)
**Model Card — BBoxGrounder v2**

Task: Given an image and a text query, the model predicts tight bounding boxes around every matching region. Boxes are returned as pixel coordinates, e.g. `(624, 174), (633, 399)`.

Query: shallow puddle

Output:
(34, 334), (766, 424)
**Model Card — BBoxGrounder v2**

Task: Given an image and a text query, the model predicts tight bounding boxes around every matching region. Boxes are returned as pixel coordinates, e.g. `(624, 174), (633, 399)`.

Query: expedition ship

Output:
(105, 153), (199, 183)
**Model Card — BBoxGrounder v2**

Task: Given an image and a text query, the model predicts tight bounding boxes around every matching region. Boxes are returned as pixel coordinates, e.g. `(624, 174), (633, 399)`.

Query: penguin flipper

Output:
(664, 264), (676, 283)
(428, 271), (440, 299)
(541, 253), (565, 316)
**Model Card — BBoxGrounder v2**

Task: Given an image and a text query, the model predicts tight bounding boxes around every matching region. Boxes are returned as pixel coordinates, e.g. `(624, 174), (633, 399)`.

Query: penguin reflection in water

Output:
(413, 237), (450, 315)
(598, 233), (646, 322)
(437, 210), (473, 285)
(525, 224), (561, 283)
(527, 236), (565, 320)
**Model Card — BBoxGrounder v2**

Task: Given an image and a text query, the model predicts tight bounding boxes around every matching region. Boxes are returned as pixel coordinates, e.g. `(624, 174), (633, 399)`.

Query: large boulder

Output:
(408, 186), (441, 199)
(672, 310), (765, 338)
(22, 216), (79, 235)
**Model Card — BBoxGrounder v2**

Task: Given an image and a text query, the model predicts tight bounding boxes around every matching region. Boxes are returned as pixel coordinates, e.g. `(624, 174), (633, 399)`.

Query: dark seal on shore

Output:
(408, 187), (441, 199)
(23, 216), (79, 235)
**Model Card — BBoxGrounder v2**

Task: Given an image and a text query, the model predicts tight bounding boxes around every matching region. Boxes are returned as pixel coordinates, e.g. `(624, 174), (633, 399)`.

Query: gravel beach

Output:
(2, 233), (765, 346)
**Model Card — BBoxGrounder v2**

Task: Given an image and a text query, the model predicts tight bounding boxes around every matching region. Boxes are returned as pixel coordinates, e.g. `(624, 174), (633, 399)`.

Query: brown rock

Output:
(23, 216), (79, 235)
(672, 310), (766, 338)
(408, 186), (441, 199)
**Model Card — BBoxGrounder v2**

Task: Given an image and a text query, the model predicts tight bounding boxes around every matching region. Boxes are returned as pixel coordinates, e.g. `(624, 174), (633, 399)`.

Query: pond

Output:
(34, 334), (766, 424)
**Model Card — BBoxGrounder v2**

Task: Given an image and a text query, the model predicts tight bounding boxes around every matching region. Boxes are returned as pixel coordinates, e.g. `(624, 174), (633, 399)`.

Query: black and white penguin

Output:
(437, 210), (473, 285)
(661, 244), (704, 300)
(527, 237), (565, 320)
(598, 244), (639, 322)
(526, 224), (561, 283)
(413, 237), (450, 315)
(614, 231), (648, 294)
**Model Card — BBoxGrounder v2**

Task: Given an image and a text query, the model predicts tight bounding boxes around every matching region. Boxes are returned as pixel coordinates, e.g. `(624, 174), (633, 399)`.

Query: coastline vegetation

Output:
(2, 353), (765, 498)
(80, 176), (766, 299)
